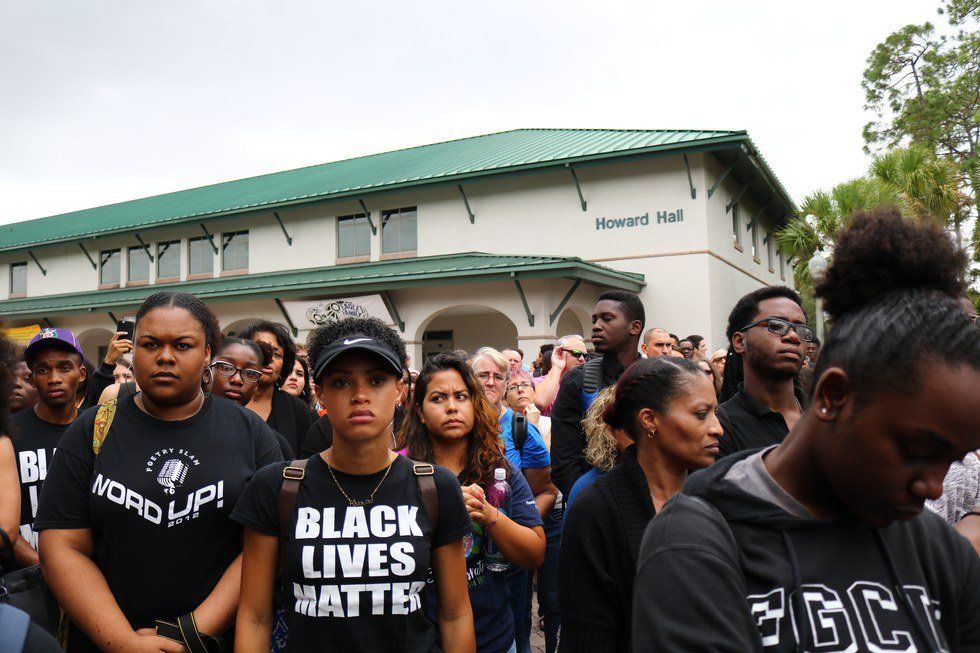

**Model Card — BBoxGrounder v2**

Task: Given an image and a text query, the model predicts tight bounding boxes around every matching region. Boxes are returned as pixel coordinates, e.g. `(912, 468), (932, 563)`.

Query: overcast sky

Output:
(0, 1), (938, 225)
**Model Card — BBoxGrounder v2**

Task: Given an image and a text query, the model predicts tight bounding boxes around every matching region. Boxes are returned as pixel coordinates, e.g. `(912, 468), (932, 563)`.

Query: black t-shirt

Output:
(268, 389), (315, 456)
(34, 394), (283, 653)
(8, 409), (70, 552)
(717, 387), (791, 458)
(232, 454), (471, 653)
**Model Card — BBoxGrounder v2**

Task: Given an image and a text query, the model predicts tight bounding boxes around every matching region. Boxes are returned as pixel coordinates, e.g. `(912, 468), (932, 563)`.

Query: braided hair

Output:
(812, 208), (979, 401)
(602, 357), (702, 440)
(718, 286), (806, 403)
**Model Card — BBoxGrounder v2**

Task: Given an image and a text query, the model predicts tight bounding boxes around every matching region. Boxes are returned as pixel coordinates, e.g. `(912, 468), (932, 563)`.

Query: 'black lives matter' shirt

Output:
(232, 454), (471, 653)
(35, 394), (283, 653)
(9, 408), (69, 551)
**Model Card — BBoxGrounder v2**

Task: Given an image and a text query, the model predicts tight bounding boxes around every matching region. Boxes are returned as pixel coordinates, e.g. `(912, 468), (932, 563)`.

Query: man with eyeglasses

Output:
(532, 335), (589, 415)
(717, 287), (810, 458)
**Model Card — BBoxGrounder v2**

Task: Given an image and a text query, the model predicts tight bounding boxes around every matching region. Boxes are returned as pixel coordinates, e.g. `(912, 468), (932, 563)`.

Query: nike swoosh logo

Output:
(343, 338), (371, 345)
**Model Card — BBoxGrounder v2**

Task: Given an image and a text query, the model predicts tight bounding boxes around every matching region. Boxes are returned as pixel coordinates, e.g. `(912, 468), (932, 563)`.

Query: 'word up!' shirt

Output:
(9, 408), (69, 552)
(232, 454), (471, 653)
(35, 394), (283, 653)
(425, 462), (543, 653)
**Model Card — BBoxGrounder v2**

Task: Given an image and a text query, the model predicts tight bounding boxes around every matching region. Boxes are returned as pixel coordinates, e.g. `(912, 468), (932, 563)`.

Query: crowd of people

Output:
(0, 207), (978, 652)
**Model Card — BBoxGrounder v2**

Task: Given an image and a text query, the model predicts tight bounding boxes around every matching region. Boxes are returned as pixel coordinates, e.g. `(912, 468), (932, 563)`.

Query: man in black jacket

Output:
(550, 291), (643, 497)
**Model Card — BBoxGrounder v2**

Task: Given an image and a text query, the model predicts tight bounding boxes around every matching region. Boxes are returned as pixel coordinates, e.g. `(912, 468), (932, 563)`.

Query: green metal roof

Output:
(0, 128), (793, 252)
(0, 252), (644, 318)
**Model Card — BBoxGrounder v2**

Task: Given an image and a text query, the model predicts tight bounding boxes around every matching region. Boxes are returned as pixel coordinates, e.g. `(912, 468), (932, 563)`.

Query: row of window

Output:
(731, 204), (785, 280)
(8, 206), (421, 295)
(338, 207), (418, 259)
(96, 231), (249, 286)
(7, 232), (249, 295)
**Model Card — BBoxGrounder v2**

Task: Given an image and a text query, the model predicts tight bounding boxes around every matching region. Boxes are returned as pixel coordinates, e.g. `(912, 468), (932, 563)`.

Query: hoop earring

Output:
(647, 429), (656, 439)
(202, 367), (212, 388)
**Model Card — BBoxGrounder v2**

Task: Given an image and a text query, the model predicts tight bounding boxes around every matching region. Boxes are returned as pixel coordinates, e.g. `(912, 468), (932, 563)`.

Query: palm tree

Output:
(777, 146), (966, 289)
(776, 177), (903, 291)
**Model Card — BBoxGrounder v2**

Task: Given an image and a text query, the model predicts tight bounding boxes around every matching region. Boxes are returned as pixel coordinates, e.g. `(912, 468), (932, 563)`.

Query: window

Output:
(751, 219), (759, 261)
(100, 249), (120, 285)
(221, 231), (249, 271)
(766, 231), (774, 272)
(731, 204), (742, 248)
(157, 240), (180, 279)
(9, 262), (26, 295)
(338, 214), (371, 259)
(188, 237), (214, 276)
(381, 207), (417, 254)
(128, 246), (150, 282)
(779, 251), (786, 280)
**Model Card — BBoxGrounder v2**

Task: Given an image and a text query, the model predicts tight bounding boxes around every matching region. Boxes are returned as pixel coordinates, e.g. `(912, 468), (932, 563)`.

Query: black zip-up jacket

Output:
(558, 446), (654, 652)
(632, 451), (980, 652)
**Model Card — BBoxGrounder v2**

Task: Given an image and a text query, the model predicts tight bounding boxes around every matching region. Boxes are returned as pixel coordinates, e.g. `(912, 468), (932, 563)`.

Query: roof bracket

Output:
(566, 164), (587, 212)
(550, 278), (583, 325)
(513, 278), (535, 327)
(199, 224), (219, 254)
(746, 197), (773, 231)
(273, 212), (293, 246)
(682, 155), (696, 199)
(707, 155), (741, 198)
(28, 250), (47, 276)
(135, 233), (155, 262)
(274, 298), (299, 337)
(78, 243), (97, 270)
(726, 174), (755, 213)
(457, 185), (475, 224)
(107, 311), (119, 326)
(381, 291), (406, 333)
(358, 199), (378, 235)
(42, 318), (54, 328)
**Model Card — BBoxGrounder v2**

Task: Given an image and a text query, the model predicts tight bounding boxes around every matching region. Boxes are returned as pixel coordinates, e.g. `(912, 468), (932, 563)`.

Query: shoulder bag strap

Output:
(278, 459), (309, 545)
(92, 398), (119, 457)
(411, 461), (439, 535)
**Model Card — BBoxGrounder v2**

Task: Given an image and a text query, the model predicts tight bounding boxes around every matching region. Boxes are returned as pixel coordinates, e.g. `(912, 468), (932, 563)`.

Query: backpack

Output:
(580, 356), (605, 412)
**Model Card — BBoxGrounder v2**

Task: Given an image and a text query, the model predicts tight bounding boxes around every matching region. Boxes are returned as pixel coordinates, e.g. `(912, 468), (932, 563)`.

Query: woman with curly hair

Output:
(399, 353), (545, 653)
(634, 208), (980, 651)
(557, 357), (722, 652)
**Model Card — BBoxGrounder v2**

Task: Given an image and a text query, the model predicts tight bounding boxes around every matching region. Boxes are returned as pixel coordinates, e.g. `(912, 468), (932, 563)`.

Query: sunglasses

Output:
(210, 361), (263, 383)
(564, 349), (587, 359)
(739, 317), (815, 343)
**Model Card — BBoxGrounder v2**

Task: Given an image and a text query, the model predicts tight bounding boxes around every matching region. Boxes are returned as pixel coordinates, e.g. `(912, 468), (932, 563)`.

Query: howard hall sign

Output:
(594, 209), (684, 231)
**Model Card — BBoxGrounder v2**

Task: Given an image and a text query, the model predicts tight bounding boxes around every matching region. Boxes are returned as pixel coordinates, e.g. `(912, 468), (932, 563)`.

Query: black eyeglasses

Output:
(210, 361), (263, 383)
(564, 349), (587, 359)
(739, 317), (815, 343)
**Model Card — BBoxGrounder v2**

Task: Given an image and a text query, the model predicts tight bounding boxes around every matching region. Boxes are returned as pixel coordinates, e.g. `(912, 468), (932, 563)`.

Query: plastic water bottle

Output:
(484, 468), (510, 572)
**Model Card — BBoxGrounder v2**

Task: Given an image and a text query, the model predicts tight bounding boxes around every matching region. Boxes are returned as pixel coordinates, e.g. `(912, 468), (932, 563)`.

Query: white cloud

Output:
(0, 0), (935, 224)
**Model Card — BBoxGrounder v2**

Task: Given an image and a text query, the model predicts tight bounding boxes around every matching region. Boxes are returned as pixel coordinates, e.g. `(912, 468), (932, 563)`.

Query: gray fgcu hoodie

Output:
(631, 449), (980, 652)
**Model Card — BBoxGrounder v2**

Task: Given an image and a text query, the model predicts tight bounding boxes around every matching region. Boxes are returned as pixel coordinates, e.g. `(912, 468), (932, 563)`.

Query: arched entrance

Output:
(555, 306), (591, 340)
(416, 305), (518, 361)
(77, 328), (115, 364)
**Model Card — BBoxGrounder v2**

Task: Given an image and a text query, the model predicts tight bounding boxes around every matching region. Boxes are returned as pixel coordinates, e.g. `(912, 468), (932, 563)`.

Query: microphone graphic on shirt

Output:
(157, 459), (189, 495)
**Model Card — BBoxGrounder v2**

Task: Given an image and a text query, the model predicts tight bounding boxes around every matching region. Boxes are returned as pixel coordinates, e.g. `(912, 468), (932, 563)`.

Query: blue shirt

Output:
(425, 463), (542, 653)
(499, 409), (551, 470)
(563, 467), (605, 529)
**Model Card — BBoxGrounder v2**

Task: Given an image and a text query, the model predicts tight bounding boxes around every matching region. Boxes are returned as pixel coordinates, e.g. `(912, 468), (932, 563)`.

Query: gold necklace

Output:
(326, 453), (396, 507)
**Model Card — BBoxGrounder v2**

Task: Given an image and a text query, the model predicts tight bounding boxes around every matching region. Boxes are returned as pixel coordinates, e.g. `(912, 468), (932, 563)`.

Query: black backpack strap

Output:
(411, 460), (439, 533)
(512, 411), (528, 453)
(582, 356), (604, 395)
(277, 459), (309, 573)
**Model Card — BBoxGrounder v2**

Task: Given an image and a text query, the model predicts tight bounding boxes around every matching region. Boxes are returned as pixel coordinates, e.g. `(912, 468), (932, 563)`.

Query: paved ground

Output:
(530, 591), (546, 653)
